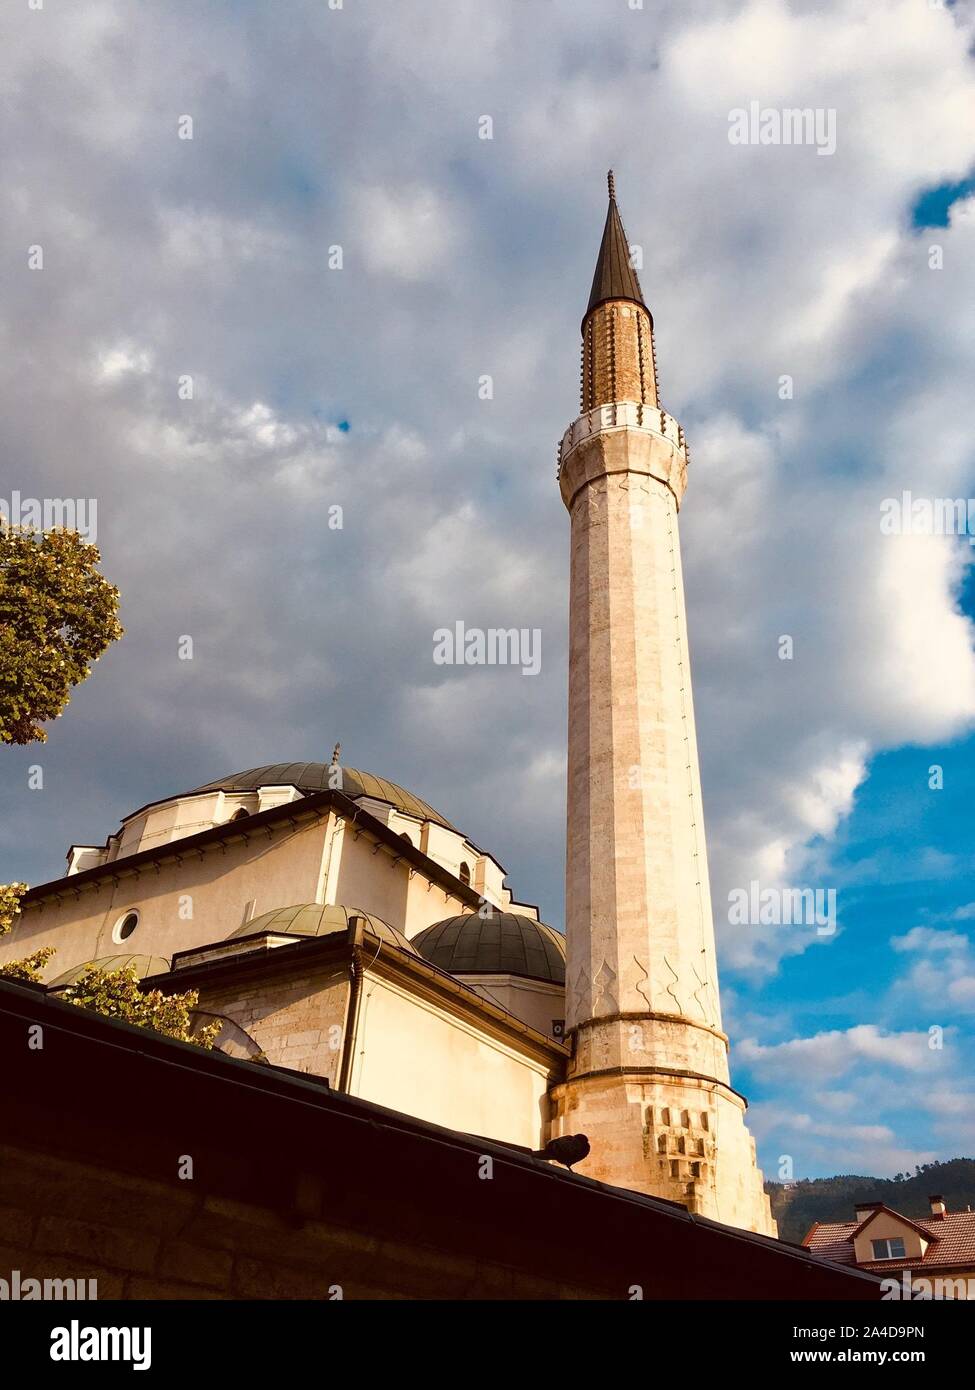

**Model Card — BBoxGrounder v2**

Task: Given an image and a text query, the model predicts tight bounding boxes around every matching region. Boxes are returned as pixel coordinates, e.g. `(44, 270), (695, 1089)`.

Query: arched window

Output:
(231, 808), (249, 822)
(112, 910), (139, 943)
(459, 862), (471, 886)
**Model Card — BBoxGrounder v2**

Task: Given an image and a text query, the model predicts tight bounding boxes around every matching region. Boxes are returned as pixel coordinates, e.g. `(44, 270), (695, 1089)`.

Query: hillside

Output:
(767, 1158), (975, 1245)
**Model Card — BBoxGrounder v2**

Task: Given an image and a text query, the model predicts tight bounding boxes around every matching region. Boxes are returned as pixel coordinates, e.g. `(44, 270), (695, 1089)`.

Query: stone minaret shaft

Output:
(549, 173), (775, 1236)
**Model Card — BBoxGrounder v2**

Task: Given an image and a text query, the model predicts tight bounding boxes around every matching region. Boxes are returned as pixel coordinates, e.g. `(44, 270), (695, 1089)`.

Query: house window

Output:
(112, 910), (139, 943)
(459, 861), (471, 886)
(871, 1238), (907, 1260)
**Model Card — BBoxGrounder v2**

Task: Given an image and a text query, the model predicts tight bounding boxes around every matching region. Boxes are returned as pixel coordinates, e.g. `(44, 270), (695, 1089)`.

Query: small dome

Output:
(46, 953), (171, 988)
(230, 902), (417, 955)
(413, 911), (565, 984)
(184, 762), (455, 830)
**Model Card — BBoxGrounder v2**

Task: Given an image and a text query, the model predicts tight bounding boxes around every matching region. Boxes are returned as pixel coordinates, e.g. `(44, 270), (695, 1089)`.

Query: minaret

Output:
(548, 173), (775, 1236)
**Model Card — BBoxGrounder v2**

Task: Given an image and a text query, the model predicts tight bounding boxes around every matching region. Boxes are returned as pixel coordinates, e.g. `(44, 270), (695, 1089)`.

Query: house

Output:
(803, 1196), (975, 1298)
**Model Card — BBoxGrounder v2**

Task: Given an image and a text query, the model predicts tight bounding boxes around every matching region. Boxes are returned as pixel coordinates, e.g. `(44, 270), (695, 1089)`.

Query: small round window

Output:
(113, 910), (139, 943)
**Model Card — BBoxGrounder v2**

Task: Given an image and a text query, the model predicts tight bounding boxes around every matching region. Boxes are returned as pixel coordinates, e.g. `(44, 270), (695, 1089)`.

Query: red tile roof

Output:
(805, 1208), (975, 1272)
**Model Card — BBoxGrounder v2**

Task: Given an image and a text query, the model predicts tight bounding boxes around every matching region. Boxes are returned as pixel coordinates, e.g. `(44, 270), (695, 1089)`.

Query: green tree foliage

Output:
(1, 946), (56, 983)
(0, 525), (123, 744)
(61, 965), (221, 1049)
(768, 1159), (975, 1243)
(0, 881), (27, 933)
(0, 880), (53, 982)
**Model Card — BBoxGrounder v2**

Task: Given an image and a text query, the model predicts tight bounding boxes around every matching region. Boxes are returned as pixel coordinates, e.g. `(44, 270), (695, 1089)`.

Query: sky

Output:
(2, 0), (975, 1182)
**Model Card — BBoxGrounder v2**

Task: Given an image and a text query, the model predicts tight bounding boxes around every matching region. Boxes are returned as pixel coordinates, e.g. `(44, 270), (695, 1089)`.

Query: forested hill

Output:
(767, 1158), (975, 1245)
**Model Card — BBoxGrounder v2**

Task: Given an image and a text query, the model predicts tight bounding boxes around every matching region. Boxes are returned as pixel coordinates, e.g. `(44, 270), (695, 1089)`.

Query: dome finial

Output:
(607, 168), (616, 201)
(330, 742), (341, 766)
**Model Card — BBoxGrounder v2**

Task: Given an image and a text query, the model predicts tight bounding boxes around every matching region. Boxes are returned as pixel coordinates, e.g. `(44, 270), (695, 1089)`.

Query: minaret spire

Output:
(580, 171), (656, 412)
(585, 170), (647, 321)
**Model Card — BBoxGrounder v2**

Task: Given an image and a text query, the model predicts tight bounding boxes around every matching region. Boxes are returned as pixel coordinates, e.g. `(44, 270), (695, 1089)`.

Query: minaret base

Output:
(548, 1037), (776, 1237)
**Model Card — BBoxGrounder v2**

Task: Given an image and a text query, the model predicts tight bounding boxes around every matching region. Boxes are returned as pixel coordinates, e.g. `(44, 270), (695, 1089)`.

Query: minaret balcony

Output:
(557, 400), (689, 511)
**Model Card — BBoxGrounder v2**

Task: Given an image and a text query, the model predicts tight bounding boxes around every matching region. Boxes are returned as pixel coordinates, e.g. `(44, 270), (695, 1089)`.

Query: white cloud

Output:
(740, 1024), (937, 1080)
(351, 184), (461, 281)
(891, 927), (970, 954)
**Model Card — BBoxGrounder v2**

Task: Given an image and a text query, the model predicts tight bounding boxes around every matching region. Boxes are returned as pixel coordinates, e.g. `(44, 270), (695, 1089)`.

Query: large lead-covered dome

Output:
(414, 911), (565, 985)
(186, 762), (455, 830)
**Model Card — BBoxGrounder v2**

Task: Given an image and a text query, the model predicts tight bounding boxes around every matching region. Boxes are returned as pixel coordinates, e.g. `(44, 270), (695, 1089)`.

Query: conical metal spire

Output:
(585, 169), (646, 320)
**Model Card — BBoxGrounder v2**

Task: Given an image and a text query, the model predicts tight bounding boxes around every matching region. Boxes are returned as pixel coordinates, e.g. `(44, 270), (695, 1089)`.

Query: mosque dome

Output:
(413, 911), (566, 985)
(230, 902), (417, 955)
(46, 953), (171, 988)
(186, 762), (455, 830)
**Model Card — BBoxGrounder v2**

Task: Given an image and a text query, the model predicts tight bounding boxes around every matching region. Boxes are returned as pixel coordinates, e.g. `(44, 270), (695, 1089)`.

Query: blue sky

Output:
(3, 0), (975, 1180)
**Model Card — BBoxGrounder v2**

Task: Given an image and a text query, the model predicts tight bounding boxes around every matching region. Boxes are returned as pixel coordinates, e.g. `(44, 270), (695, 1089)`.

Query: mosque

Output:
(1, 175), (775, 1240)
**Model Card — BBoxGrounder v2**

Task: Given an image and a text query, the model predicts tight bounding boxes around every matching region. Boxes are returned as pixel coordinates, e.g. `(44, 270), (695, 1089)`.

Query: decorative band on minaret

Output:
(548, 173), (776, 1237)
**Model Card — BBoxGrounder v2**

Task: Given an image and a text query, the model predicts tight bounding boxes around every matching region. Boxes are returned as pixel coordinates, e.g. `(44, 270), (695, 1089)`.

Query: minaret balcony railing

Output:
(557, 400), (688, 480)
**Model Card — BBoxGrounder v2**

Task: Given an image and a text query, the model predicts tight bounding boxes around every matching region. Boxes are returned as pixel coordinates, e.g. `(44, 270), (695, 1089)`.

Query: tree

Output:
(0, 524), (123, 744)
(61, 965), (221, 1048)
(0, 880), (53, 982)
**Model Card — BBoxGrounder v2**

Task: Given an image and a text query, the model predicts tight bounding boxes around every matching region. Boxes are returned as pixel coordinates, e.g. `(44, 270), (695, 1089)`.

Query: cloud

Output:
(891, 926), (970, 954)
(887, 923), (975, 1016)
(350, 184), (462, 281)
(739, 1024), (938, 1081)
(747, 1097), (938, 1179)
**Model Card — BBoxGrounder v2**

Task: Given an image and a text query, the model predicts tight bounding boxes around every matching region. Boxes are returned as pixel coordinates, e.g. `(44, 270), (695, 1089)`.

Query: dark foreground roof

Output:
(0, 978), (880, 1301)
